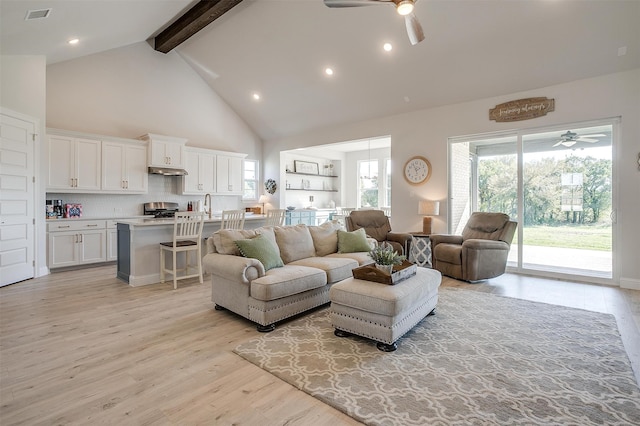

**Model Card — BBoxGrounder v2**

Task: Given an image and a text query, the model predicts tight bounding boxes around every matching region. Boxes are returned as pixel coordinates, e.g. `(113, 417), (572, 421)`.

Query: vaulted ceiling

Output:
(2, 0), (639, 142)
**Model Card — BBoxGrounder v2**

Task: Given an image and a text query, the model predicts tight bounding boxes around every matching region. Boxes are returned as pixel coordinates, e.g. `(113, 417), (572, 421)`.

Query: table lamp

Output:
(418, 200), (440, 234)
(258, 195), (269, 214)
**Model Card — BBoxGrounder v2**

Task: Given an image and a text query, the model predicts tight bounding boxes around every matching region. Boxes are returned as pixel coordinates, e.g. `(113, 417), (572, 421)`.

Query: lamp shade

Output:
(258, 195), (269, 204)
(418, 200), (440, 216)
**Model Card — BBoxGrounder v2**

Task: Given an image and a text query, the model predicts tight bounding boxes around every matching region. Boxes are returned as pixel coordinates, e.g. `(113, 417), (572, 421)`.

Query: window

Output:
(243, 159), (258, 200)
(385, 158), (392, 207)
(358, 160), (378, 208)
(448, 119), (616, 283)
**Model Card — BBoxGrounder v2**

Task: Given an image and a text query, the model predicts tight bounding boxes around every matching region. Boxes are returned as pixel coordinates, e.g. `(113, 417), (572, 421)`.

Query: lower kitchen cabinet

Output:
(285, 210), (316, 226)
(47, 220), (107, 268)
(107, 220), (118, 261)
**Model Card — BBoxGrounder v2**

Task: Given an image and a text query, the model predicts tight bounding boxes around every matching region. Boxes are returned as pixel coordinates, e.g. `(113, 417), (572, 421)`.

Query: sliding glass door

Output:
(449, 120), (615, 282)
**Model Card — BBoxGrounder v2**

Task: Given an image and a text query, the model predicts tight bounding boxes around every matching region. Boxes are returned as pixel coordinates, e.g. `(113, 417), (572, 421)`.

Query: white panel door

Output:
(0, 110), (35, 286)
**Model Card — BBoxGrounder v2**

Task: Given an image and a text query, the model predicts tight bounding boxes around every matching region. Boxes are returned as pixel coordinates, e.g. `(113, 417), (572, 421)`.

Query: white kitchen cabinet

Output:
(47, 220), (107, 268)
(182, 148), (216, 194)
(107, 220), (118, 261)
(140, 133), (187, 169)
(47, 135), (101, 192)
(216, 154), (245, 194)
(102, 140), (148, 193)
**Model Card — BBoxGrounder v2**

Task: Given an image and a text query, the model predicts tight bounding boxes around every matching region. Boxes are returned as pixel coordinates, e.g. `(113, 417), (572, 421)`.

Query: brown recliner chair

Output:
(345, 210), (413, 255)
(430, 212), (517, 282)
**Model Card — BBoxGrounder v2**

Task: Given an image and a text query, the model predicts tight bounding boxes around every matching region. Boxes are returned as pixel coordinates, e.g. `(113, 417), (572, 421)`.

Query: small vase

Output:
(375, 264), (394, 275)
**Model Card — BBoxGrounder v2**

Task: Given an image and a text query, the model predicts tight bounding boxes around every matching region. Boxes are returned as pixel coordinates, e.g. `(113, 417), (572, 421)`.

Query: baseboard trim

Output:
(620, 277), (640, 291)
(127, 273), (162, 287)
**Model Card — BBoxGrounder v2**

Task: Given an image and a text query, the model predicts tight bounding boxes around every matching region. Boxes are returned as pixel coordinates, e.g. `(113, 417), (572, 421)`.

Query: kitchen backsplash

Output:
(46, 174), (242, 218)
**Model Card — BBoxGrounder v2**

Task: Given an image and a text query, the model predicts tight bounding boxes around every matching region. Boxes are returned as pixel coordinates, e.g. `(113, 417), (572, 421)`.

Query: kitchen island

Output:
(116, 214), (266, 286)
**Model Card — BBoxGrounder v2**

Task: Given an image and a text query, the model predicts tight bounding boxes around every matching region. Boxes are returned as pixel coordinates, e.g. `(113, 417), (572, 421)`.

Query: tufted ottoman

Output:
(329, 267), (441, 351)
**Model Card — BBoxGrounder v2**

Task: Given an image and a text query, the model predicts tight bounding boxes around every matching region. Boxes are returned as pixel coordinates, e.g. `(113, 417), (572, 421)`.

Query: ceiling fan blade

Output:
(579, 133), (606, 138)
(576, 137), (598, 143)
(405, 13), (424, 45)
(552, 140), (563, 147)
(323, 0), (392, 7)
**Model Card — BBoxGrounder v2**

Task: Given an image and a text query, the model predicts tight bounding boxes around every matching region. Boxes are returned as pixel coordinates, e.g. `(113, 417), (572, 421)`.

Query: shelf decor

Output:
(294, 160), (319, 175)
(265, 178), (277, 194)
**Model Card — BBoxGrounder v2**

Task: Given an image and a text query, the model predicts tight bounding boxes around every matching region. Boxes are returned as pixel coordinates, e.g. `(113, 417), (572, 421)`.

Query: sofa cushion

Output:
(309, 220), (342, 256)
(250, 265), (327, 301)
(235, 234), (284, 271)
(337, 228), (371, 253)
(212, 229), (257, 255)
(326, 252), (374, 266)
(290, 256), (358, 284)
(275, 224), (316, 263)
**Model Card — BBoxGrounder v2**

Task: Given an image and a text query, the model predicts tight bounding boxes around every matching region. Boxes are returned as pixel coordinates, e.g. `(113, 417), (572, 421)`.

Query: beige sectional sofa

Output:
(203, 221), (375, 332)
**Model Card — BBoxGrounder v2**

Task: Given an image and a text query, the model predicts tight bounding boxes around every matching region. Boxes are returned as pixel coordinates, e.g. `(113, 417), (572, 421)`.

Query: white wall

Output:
(46, 42), (261, 158)
(265, 69), (640, 289)
(0, 55), (48, 277)
(44, 41), (265, 212)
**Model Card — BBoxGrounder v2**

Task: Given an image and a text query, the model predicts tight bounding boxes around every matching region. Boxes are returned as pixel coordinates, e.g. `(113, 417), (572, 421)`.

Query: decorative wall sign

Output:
(489, 97), (555, 122)
(294, 160), (319, 175)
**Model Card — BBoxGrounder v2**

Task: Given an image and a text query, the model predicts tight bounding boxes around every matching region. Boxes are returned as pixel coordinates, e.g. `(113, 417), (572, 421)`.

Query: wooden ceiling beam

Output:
(154, 0), (244, 53)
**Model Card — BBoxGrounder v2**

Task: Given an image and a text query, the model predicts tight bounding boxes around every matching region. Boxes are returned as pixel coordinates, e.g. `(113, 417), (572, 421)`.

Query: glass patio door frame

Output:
(447, 117), (619, 285)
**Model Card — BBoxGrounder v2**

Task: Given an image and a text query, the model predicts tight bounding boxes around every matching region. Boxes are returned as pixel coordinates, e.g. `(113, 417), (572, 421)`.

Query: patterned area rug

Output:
(234, 288), (640, 425)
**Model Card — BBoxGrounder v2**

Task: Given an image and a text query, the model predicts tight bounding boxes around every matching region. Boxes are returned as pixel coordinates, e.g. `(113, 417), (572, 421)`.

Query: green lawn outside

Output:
(516, 225), (612, 251)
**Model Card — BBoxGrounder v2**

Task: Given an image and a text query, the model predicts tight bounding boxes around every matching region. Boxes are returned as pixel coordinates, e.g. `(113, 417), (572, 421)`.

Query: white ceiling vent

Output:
(25, 9), (52, 20)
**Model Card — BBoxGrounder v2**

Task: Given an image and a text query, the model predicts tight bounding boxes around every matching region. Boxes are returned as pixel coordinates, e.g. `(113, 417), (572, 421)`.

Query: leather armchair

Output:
(430, 212), (517, 282)
(345, 210), (413, 255)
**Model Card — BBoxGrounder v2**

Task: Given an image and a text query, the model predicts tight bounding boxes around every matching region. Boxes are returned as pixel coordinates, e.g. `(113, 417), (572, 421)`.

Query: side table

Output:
(409, 232), (432, 268)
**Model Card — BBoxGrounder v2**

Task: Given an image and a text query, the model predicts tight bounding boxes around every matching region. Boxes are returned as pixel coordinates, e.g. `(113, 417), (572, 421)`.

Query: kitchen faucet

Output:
(204, 193), (212, 219)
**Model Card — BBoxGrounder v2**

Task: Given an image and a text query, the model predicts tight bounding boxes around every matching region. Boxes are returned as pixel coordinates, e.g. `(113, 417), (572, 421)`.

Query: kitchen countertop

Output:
(117, 214), (266, 227)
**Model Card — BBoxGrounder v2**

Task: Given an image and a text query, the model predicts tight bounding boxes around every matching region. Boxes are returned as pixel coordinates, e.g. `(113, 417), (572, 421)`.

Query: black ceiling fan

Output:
(552, 131), (606, 148)
(324, 0), (425, 45)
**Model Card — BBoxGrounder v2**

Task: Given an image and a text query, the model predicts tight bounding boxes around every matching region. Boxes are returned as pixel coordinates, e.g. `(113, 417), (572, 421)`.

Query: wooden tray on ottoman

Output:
(352, 261), (417, 285)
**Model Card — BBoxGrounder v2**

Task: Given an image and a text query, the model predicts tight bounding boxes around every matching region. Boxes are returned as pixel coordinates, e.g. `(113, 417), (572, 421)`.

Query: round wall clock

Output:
(403, 156), (432, 185)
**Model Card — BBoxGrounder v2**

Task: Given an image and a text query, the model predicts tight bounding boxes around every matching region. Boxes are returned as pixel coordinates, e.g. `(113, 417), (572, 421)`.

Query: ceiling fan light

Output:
(396, 0), (414, 16)
(562, 141), (577, 147)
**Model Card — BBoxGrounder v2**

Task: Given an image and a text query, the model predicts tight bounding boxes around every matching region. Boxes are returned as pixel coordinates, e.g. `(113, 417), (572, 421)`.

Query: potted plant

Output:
(369, 243), (406, 275)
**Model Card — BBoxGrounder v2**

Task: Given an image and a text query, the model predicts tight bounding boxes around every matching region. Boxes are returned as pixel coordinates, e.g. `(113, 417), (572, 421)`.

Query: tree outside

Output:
(478, 153), (612, 251)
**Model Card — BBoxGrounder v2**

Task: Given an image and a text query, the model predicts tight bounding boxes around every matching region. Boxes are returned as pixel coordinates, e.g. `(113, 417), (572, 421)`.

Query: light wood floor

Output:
(1, 266), (638, 425)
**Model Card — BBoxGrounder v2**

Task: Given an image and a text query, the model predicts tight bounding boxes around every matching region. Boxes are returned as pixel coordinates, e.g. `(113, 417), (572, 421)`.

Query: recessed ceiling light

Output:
(252, 93), (260, 101)
(68, 38), (79, 45)
(325, 67), (334, 76)
(618, 46), (627, 56)
(383, 43), (393, 52)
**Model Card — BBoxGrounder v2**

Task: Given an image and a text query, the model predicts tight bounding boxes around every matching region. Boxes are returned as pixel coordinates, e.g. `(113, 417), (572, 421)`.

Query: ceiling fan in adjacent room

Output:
(324, 0), (425, 45)
(552, 131), (606, 148)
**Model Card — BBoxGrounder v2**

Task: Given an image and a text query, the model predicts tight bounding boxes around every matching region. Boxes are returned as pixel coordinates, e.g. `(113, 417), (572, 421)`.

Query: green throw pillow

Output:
(235, 235), (284, 271)
(337, 228), (371, 253)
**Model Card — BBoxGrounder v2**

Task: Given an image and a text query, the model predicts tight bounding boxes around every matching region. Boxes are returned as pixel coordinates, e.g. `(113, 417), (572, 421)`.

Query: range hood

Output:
(147, 166), (188, 176)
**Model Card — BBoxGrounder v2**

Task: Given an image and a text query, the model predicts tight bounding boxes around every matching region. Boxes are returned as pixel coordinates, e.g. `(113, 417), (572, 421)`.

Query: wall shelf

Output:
(286, 171), (338, 178)
(287, 188), (338, 192)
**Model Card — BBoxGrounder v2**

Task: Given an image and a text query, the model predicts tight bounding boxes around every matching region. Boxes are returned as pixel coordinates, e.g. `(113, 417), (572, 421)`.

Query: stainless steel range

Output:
(143, 202), (179, 218)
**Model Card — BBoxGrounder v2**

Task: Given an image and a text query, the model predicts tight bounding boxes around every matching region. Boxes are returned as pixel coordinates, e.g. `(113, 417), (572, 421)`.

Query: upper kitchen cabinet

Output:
(216, 154), (246, 195)
(181, 147), (216, 194)
(101, 140), (148, 193)
(47, 133), (101, 192)
(140, 133), (187, 169)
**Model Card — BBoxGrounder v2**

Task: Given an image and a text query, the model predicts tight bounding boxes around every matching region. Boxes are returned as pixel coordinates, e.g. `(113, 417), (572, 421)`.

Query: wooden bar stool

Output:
(265, 209), (286, 226)
(220, 209), (245, 230)
(160, 212), (205, 289)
